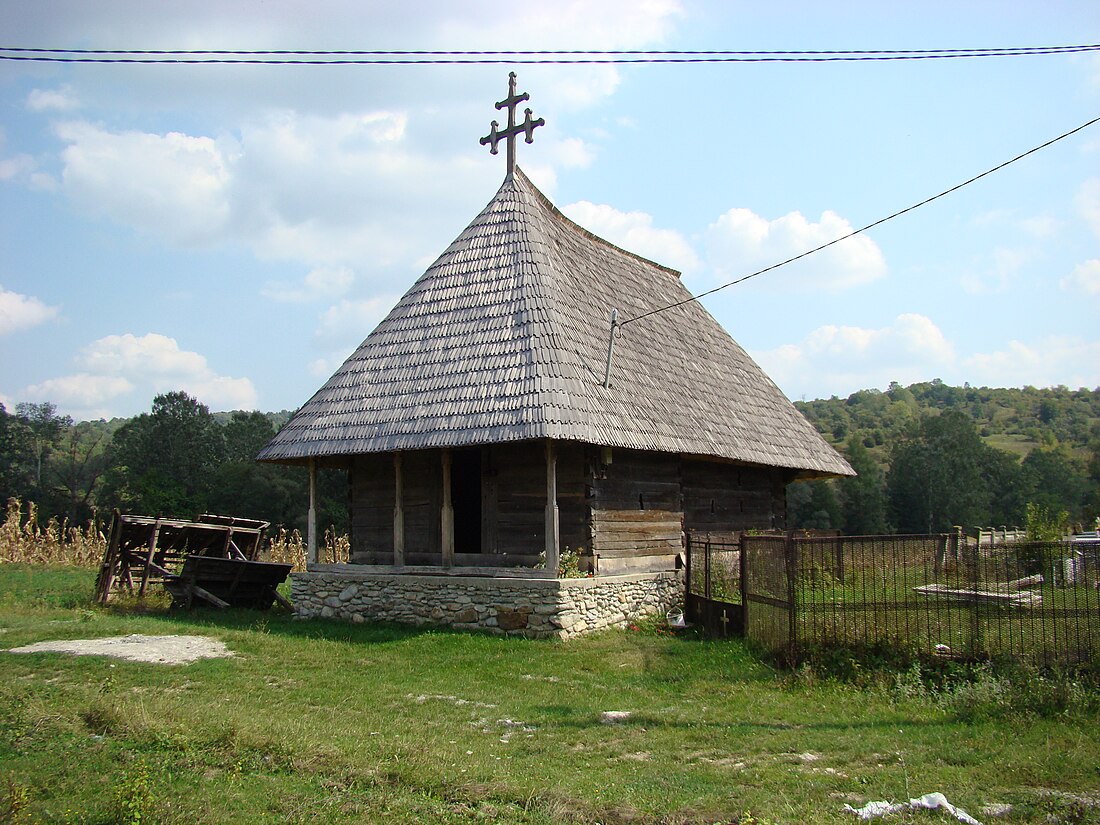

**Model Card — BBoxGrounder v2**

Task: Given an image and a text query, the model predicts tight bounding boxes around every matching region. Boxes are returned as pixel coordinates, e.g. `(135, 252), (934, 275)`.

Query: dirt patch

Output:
(6, 633), (234, 665)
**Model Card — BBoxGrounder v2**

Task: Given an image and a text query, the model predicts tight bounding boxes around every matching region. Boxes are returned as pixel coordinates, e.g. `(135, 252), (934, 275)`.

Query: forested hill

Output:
(788, 381), (1100, 535)
(796, 381), (1100, 461)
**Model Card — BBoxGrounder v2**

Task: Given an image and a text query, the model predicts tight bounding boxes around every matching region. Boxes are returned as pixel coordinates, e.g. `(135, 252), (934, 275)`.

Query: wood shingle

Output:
(258, 168), (853, 479)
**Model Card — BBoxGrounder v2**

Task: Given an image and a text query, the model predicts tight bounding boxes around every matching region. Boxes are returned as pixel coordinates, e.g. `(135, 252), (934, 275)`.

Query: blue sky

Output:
(1, 1), (1098, 421)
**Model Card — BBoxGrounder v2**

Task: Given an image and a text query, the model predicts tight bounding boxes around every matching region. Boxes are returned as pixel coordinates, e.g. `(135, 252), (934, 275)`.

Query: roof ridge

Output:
(511, 167), (683, 281)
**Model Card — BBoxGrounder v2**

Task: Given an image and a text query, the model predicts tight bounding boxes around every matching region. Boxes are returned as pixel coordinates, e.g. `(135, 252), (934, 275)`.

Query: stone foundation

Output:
(290, 566), (683, 639)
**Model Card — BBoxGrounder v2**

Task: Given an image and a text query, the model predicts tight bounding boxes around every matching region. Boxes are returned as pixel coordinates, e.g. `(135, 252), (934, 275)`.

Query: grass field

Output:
(1, 565), (1099, 824)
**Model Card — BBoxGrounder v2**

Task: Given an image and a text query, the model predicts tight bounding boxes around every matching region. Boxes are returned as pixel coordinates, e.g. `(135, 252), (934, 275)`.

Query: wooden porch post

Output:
(441, 449), (454, 568)
(393, 453), (405, 567)
(307, 457), (318, 565)
(545, 439), (560, 575)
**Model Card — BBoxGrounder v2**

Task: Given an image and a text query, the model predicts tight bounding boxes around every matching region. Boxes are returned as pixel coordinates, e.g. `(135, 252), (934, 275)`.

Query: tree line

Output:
(2, 381), (1098, 538)
(0, 391), (346, 535)
(788, 381), (1100, 535)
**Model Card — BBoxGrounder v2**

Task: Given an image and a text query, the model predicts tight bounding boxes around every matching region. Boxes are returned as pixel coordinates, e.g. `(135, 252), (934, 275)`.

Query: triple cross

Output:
(481, 71), (545, 177)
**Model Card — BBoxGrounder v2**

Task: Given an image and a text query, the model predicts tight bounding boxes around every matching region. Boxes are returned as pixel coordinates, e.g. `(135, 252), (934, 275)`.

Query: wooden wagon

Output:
(95, 511), (291, 610)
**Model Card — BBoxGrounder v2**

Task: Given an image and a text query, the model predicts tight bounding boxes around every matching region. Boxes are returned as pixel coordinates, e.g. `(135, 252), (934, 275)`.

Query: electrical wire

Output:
(619, 113), (1100, 329)
(1, 44), (1097, 64)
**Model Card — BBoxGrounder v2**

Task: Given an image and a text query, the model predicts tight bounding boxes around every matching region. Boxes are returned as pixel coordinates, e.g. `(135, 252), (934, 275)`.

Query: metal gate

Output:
(684, 534), (744, 637)
(740, 534), (796, 657)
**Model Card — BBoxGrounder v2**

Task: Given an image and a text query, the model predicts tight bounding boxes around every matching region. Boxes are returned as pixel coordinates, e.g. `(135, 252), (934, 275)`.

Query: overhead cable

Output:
(618, 113), (1100, 329)
(1, 43), (1098, 64)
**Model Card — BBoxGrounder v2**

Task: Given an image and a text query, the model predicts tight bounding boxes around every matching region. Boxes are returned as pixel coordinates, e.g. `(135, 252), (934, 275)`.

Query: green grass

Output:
(1, 565), (1098, 824)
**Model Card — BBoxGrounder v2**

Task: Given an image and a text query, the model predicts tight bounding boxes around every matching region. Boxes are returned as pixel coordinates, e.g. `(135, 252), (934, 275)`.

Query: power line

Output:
(1, 44), (1097, 64)
(619, 114), (1100, 329)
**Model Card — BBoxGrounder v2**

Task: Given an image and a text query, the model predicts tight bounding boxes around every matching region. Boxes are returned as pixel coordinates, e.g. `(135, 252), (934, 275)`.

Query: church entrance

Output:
(450, 448), (482, 555)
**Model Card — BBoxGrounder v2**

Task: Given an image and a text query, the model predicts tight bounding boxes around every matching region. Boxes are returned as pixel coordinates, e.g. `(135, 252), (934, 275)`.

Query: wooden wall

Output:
(588, 449), (682, 574)
(681, 459), (790, 541)
(346, 444), (790, 572)
(349, 451), (441, 565)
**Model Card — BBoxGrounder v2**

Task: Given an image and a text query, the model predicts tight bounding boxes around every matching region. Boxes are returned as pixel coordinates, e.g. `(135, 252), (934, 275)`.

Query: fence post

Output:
(704, 540), (711, 601)
(739, 532), (748, 632)
(786, 531), (798, 659)
(967, 536), (981, 658)
(835, 535), (845, 584)
(684, 533), (692, 595)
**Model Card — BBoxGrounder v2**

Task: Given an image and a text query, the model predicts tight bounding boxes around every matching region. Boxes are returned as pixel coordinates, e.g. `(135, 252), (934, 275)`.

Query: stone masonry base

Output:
(291, 567), (683, 639)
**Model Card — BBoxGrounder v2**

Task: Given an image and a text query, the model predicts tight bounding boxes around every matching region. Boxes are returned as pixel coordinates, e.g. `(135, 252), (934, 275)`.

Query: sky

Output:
(1, 1), (1098, 422)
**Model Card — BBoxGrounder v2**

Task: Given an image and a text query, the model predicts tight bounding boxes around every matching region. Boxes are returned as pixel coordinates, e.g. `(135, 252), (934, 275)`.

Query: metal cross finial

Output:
(480, 71), (545, 178)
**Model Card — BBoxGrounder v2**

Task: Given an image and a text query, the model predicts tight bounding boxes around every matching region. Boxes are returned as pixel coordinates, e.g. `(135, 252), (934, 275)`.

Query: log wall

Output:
(347, 444), (789, 571)
(681, 459), (790, 541)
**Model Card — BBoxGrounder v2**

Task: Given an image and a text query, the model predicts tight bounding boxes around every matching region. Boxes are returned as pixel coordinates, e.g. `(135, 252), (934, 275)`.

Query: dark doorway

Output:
(451, 449), (482, 554)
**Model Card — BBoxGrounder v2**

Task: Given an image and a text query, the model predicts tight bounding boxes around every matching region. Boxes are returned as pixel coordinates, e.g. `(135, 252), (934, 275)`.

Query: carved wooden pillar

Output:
(545, 439), (560, 575)
(441, 449), (454, 568)
(307, 457), (318, 565)
(393, 453), (405, 567)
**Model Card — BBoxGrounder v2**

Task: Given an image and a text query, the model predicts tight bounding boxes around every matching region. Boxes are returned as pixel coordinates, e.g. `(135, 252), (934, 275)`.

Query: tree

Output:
(1021, 446), (1091, 525)
(101, 391), (225, 516)
(980, 447), (1028, 529)
(223, 411), (277, 463)
(788, 479), (841, 530)
(0, 403), (33, 503)
(839, 438), (888, 534)
(887, 411), (991, 533)
(44, 420), (111, 525)
(14, 402), (71, 490)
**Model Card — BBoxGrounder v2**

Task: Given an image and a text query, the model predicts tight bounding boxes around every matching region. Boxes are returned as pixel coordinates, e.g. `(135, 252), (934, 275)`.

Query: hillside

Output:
(789, 381), (1100, 534)
(796, 380), (1100, 465)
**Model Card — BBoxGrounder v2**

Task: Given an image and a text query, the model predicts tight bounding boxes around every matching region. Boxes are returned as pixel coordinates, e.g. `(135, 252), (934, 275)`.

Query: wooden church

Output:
(257, 75), (852, 633)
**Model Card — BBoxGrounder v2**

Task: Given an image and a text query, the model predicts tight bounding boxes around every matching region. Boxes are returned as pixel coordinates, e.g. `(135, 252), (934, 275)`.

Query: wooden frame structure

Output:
(95, 511), (290, 609)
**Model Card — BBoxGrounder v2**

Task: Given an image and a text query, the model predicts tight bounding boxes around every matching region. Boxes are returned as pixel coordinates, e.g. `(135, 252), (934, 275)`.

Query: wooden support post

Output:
(307, 458), (318, 566)
(545, 439), (560, 576)
(393, 453), (405, 567)
(441, 449), (454, 568)
(138, 518), (162, 598)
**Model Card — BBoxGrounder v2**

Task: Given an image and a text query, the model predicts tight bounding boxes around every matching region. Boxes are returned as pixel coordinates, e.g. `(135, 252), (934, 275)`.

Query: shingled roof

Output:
(258, 168), (853, 479)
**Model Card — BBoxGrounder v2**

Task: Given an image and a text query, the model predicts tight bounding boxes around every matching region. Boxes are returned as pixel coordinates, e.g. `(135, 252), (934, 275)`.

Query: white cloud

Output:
(34, 332), (261, 413)
(0, 153), (37, 182)
(754, 314), (954, 399)
(315, 297), (394, 352)
(704, 208), (887, 291)
(0, 286), (59, 335)
(562, 201), (700, 274)
(23, 374), (133, 407)
(1019, 215), (1059, 238)
(964, 337), (1100, 389)
(51, 111), (490, 278)
(26, 85), (80, 112)
(56, 121), (233, 246)
(1061, 259), (1100, 295)
(1078, 178), (1100, 237)
(756, 315), (1100, 401)
(263, 265), (355, 304)
(959, 246), (1035, 294)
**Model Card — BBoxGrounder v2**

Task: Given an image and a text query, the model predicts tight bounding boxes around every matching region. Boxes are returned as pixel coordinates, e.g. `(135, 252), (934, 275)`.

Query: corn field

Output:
(1, 498), (349, 573)
(0, 499), (107, 566)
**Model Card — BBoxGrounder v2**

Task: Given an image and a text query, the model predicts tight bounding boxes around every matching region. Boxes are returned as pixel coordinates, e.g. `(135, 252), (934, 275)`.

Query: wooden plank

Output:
(596, 545), (682, 559)
(596, 555), (678, 574)
(592, 510), (683, 524)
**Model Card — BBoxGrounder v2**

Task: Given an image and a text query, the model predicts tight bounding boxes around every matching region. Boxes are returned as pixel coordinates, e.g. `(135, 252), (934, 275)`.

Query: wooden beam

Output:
(307, 457), (318, 565)
(138, 518), (162, 598)
(545, 439), (560, 575)
(441, 449), (454, 568)
(393, 452), (405, 567)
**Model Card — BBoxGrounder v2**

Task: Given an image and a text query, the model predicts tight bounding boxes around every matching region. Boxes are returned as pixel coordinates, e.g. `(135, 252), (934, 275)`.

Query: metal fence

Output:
(689, 532), (1099, 665)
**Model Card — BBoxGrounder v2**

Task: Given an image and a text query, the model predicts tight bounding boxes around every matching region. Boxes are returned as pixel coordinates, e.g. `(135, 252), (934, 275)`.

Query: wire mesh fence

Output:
(692, 532), (1099, 665)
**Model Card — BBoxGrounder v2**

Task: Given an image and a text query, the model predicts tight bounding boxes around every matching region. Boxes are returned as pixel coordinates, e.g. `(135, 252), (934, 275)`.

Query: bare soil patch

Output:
(6, 633), (234, 665)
